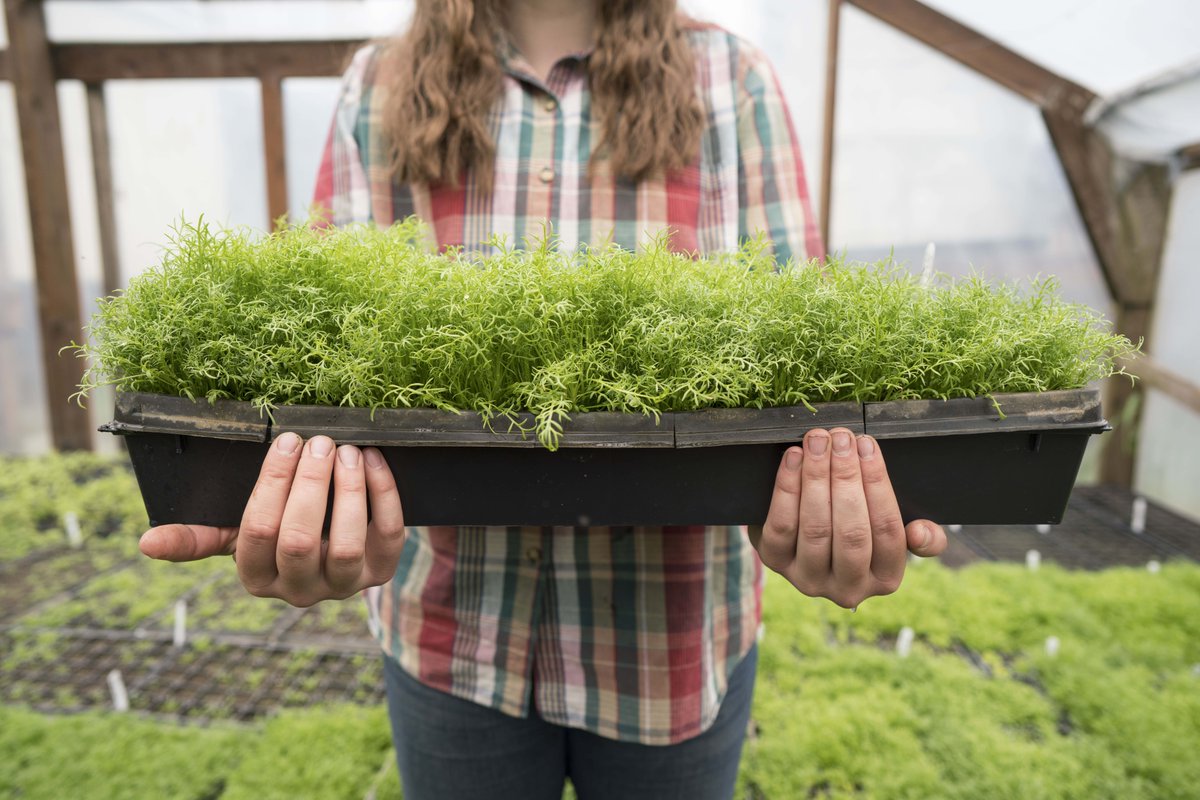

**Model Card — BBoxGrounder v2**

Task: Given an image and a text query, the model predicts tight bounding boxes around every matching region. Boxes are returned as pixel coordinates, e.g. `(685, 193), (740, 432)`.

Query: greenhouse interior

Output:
(2, 1), (1198, 798)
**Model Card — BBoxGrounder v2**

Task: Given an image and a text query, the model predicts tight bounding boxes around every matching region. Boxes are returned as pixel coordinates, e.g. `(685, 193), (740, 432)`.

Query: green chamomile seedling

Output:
(72, 218), (1138, 450)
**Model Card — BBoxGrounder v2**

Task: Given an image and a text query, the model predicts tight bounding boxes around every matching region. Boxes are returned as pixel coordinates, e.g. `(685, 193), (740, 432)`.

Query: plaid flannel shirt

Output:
(312, 24), (823, 745)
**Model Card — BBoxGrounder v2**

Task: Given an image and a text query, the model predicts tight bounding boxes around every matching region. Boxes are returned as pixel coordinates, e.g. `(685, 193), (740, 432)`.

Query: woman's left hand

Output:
(748, 427), (947, 609)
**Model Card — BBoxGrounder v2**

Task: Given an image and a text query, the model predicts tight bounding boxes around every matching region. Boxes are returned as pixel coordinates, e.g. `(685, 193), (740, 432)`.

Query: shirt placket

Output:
(504, 57), (583, 244)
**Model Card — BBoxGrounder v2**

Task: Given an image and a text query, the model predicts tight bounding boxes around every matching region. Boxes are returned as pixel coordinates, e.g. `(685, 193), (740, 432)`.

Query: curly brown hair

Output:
(379, 0), (705, 191)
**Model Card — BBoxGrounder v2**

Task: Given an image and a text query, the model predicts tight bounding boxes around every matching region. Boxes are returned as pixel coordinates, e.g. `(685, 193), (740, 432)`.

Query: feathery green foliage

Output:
(73, 219), (1137, 448)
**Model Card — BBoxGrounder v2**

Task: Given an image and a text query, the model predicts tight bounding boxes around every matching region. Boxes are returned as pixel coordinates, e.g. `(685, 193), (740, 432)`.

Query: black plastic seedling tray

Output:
(102, 389), (1107, 527)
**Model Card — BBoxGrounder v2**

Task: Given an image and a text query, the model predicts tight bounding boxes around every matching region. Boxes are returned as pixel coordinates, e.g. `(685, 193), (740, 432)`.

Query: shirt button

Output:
(526, 547), (542, 564)
(539, 166), (556, 184)
(544, 97), (558, 113)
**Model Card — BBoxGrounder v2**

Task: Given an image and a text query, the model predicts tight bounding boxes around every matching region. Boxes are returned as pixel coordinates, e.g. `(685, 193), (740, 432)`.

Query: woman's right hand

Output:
(138, 432), (407, 607)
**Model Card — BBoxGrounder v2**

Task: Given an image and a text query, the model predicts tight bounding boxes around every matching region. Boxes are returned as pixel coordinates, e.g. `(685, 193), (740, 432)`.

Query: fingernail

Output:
(276, 432), (300, 455)
(784, 447), (802, 471)
(832, 430), (852, 455)
(364, 448), (386, 469)
(807, 433), (828, 456)
(918, 523), (932, 550)
(337, 445), (360, 468)
(857, 435), (875, 459)
(309, 436), (333, 458)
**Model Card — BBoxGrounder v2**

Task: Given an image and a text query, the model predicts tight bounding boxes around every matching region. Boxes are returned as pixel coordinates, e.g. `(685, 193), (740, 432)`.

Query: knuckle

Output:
(326, 543), (365, 569)
(371, 520), (407, 544)
(763, 517), (796, 543)
(293, 467), (332, 491)
(276, 532), (317, 562)
(871, 511), (905, 536)
(240, 518), (279, 544)
(773, 474), (801, 497)
(368, 478), (402, 504)
(800, 519), (833, 545)
(258, 461), (296, 485)
(830, 456), (860, 480)
(838, 523), (872, 550)
(860, 462), (889, 485)
(335, 474), (367, 496)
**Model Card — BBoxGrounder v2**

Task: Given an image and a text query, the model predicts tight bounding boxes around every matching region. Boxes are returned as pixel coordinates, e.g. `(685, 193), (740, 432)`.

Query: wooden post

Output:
(260, 73), (289, 227)
(819, 0), (842, 248)
(86, 82), (121, 297)
(5, 0), (92, 451)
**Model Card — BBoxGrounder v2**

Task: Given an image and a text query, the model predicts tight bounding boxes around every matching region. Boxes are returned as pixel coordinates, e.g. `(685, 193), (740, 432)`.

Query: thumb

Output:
(140, 524), (239, 562)
(905, 520), (947, 558)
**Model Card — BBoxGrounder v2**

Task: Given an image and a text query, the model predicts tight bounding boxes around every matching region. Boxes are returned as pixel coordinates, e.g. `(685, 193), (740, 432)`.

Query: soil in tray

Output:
(0, 632), (169, 712)
(141, 646), (385, 720)
(1071, 485), (1200, 559)
(955, 499), (1179, 570)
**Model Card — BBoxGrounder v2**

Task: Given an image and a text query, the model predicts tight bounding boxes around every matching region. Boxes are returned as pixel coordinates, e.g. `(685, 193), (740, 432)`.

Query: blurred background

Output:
(2, 0), (1198, 521)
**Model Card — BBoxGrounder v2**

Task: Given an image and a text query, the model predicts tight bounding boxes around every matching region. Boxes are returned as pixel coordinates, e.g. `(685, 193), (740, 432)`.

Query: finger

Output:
(906, 520), (948, 557)
(325, 445), (368, 593)
(857, 435), (906, 592)
(828, 428), (872, 593)
(362, 448), (407, 584)
(238, 432), (303, 591)
(758, 447), (803, 570)
(275, 435), (336, 591)
(795, 428), (833, 587)
(140, 524), (238, 562)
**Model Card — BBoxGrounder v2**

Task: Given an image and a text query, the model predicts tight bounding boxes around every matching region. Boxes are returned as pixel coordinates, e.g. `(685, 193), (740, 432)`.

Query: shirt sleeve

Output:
(735, 47), (825, 264)
(311, 45), (378, 226)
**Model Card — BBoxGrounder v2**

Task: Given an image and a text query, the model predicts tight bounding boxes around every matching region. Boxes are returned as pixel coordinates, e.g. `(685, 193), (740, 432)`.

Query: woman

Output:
(140, 2), (947, 798)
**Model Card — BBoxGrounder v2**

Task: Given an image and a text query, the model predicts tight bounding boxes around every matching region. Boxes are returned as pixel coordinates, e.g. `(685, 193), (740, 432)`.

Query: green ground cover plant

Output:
(3, 561), (1198, 799)
(17, 557), (221, 629)
(0, 453), (145, 559)
(74, 220), (1136, 448)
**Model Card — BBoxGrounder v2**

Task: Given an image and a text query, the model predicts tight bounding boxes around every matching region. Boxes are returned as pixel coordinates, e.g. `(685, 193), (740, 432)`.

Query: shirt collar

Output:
(496, 30), (592, 89)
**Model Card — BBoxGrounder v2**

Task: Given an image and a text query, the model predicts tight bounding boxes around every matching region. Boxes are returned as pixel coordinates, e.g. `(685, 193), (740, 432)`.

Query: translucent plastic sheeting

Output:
(102, 79), (269, 279)
(1093, 71), (1200, 163)
(830, 6), (1111, 313)
(44, 0), (412, 43)
(1136, 171), (1200, 522)
(284, 79), (343, 219)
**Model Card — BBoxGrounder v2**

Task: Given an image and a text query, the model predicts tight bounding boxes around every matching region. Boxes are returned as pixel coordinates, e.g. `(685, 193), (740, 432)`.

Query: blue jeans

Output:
(383, 645), (757, 800)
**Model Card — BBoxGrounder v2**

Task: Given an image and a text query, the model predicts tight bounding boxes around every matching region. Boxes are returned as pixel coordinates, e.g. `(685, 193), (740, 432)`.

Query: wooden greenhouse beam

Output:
(1128, 356), (1200, 418)
(51, 40), (361, 82)
(260, 74), (290, 227)
(0, 48), (10, 81)
(86, 83), (122, 298)
(1180, 142), (1200, 171)
(5, 0), (92, 451)
(845, 0), (1095, 114)
(819, 0), (842, 248)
